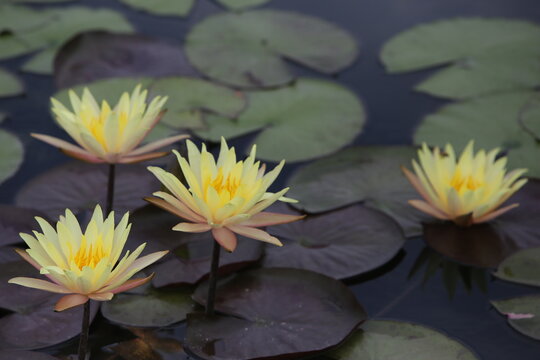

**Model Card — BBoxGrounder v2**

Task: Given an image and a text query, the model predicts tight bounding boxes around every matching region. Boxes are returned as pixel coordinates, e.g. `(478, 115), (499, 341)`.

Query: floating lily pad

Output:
(0, 350), (58, 360)
(110, 328), (188, 360)
(0, 206), (49, 247)
(15, 162), (158, 219)
(492, 295), (540, 340)
(0, 260), (51, 312)
(423, 180), (540, 268)
(518, 95), (540, 141)
(215, 0), (271, 10)
(0, 69), (23, 97)
(263, 204), (406, 279)
(196, 79), (365, 162)
(119, 0), (195, 17)
(185, 10), (358, 88)
(328, 320), (479, 359)
(494, 248), (540, 287)
(381, 18), (540, 99)
(54, 31), (198, 89)
(287, 146), (428, 236)
(187, 268), (366, 360)
(0, 5), (53, 36)
(102, 287), (196, 327)
(0, 6), (133, 73)
(414, 91), (540, 177)
(0, 247), (20, 264)
(128, 207), (264, 286)
(0, 129), (24, 186)
(0, 295), (99, 350)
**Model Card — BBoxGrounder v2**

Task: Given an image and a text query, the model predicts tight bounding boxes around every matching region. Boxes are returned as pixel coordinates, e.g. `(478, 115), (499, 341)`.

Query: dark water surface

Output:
(1, 0), (540, 358)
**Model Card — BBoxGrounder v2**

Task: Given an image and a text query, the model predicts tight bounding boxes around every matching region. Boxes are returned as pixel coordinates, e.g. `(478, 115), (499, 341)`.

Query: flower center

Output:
(208, 168), (241, 198)
(450, 173), (483, 193)
(72, 235), (107, 270)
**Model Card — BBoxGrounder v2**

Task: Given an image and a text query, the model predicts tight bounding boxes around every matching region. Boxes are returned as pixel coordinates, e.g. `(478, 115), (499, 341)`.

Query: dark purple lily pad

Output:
(15, 162), (159, 219)
(129, 207), (264, 286)
(263, 204), (406, 279)
(423, 179), (540, 268)
(54, 31), (198, 89)
(0, 350), (58, 360)
(187, 268), (367, 360)
(0, 247), (20, 264)
(0, 206), (49, 247)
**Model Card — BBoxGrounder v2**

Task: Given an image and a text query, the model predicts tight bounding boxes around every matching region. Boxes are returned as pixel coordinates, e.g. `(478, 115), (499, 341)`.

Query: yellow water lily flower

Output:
(32, 84), (188, 164)
(8, 205), (168, 311)
(402, 141), (527, 226)
(146, 138), (304, 252)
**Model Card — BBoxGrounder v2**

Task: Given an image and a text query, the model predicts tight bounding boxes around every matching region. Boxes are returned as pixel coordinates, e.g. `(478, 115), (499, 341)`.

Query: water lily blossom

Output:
(402, 141), (527, 226)
(32, 84), (188, 164)
(146, 138), (305, 252)
(8, 205), (168, 311)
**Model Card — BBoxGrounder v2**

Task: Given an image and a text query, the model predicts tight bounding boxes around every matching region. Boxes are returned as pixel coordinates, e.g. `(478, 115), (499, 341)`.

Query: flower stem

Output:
(206, 241), (221, 316)
(106, 164), (116, 214)
(77, 301), (90, 360)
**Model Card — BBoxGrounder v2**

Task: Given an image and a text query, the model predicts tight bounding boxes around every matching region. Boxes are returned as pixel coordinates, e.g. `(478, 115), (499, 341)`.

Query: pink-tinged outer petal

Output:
(14, 248), (63, 285)
(8, 277), (70, 294)
(88, 292), (114, 301)
(55, 294), (89, 312)
(31, 133), (103, 163)
(474, 203), (519, 224)
(110, 274), (154, 294)
(126, 134), (189, 157)
(145, 196), (204, 223)
(227, 225), (283, 247)
(118, 151), (169, 164)
(240, 212), (305, 227)
(173, 222), (212, 233)
(408, 199), (449, 220)
(401, 165), (433, 203)
(505, 312), (535, 320)
(212, 227), (238, 252)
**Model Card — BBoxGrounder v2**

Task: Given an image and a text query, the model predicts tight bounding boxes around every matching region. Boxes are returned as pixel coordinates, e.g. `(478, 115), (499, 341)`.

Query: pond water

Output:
(1, 0), (540, 359)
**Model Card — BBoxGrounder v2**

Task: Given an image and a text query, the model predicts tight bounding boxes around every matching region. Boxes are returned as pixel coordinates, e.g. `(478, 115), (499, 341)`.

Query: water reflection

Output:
(408, 246), (489, 298)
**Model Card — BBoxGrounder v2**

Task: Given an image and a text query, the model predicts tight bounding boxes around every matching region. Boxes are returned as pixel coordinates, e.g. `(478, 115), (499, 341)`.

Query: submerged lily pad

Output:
(414, 91), (540, 177)
(0, 351), (58, 360)
(187, 268), (366, 360)
(263, 205), (406, 279)
(54, 31), (198, 89)
(128, 207), (264, 286)
(196, 79), (365, 162)
(287, 146), (428, 236)
(494, 248), (540, 287)
(15, 162), (158, 219)
(492, 295), (540, 340)
(110, 328), (187, 360)
(215, 0), (271, 10)
(0, 206), (48, 247)
(0, 129), (24, 186)
(102, 287), (196, 327)
(381, 18), (540, 99)
(328, 320), (479, 359)
(185, 10), (358, 88)
(118, 0), (195, 17)
(0, 69), (23, 97)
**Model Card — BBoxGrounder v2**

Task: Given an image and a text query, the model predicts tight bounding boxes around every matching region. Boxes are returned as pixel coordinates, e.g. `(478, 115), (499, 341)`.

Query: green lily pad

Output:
(414, 91), (540, 177)
(0, 5), (53, 35)
(518, 95), (540, 141)
(119, 0), (195, 17)
(102, 286), (196, 327)
(287, 146), (429, 236)
(328, 320), (479, 360)
(381, 18), (540, 99)
(0, 350), (58, 360)
(0, 6), (134, 73)
(0, 129), (24, 186)
(15, 162), (159, 219)
(492, 295), (540, 340)
(215, 0), (271, 10)
(0, 69), (23, 97)
(54, 31), (198, 89)
(263, 204), (406, 279)
(0, 206), (49, 247)
(187, 268), (367, 360)
(185, 10), (358, 88)
(494, 247), (540, 287)
(195, 79), (365, 162)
